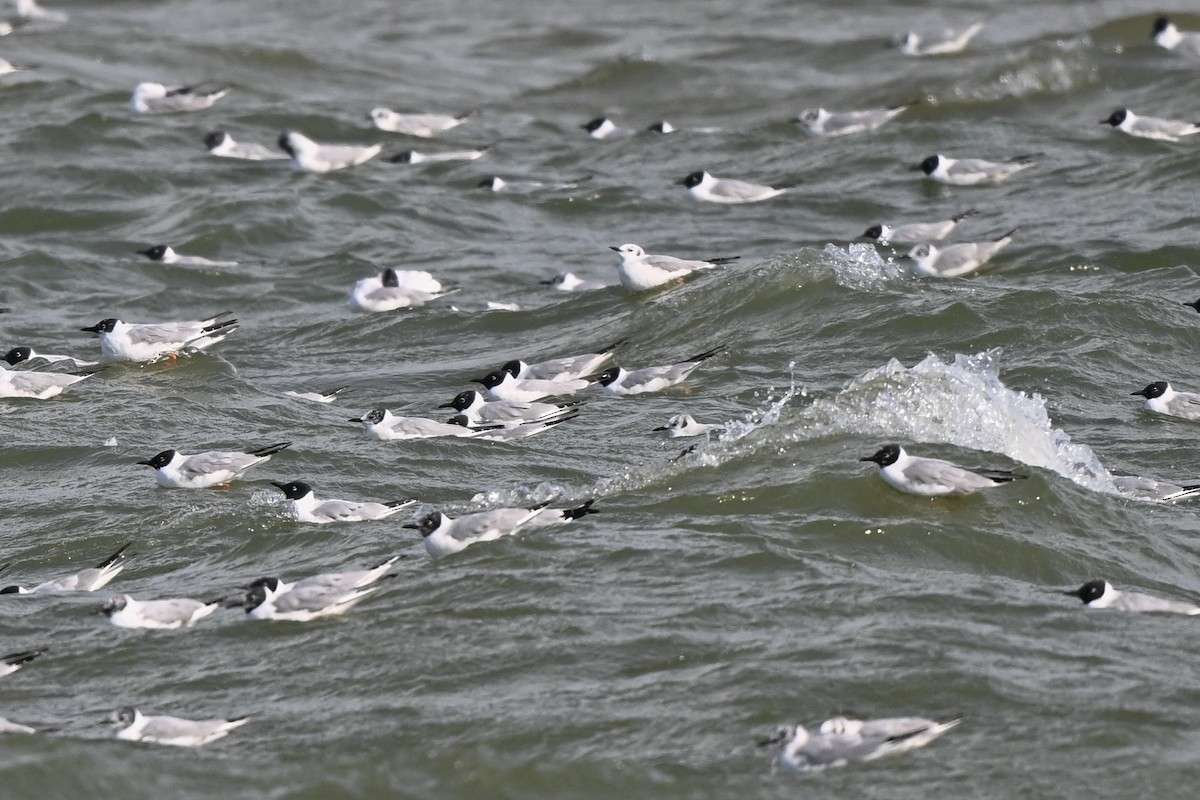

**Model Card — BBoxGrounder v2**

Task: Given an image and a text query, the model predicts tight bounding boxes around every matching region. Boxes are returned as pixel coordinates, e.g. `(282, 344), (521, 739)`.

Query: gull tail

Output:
(200, 310), (235, 326)
(970, 468), (1024, 483)
(706, 255), (741, 265)
(560, 500), (599, 521)
(95, 542), (132, 570)
(994, 228), (1018, 242)
(686, 345), (727, 363)
(248, 442), (291, 458)
(599, 338), (629, 354)
(1161, 484), (1200, 502)
(952, 208), (979, 222)
(1008, 153), (1040, 164)
(3, 649), (45, 667)
(384, 499), (418, 510)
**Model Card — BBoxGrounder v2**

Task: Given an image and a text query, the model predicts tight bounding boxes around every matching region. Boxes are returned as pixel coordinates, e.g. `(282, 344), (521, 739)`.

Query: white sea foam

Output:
(820, 243), (907, 291)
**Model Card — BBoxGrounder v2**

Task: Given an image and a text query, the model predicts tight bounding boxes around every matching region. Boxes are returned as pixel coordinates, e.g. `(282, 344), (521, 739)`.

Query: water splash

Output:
(819, 243), (907, 291)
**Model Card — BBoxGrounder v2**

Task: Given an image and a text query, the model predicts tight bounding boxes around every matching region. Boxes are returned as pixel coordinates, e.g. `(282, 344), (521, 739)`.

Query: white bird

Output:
(589, 346), (724, 396)
(759, 716), (960, 773)
(438, 389), (582, 427)
(351, 408), (488, 440)
(647, 120), (676, 134)
(445, 413), (577, 441)
(539, 271), (610, 292)
(913, 153), (1035, 186)
(131, 82), (228, 114)
(1153, 16), (1200, 57)
(1112, 475), (1200, 502)
(284, 387), (347, 404)
(0, 543), (129, 595)
(861, 209), (978, 245)
(581, 116), (628, 139)
(480, 175), (591, 193)
(405, 501), (598, 558)
(242, 578), (384, 621)
(13, 0), (66, 22)
(3, 346), (97, 369)
(679, 171), (789, 203)
(795, 104), (910, 137)
(278, 130), (381, 173)
(473, 369), (590, 403)
(0, 363), (93, 399)
(203, 131), (288, 161)
(610, 243), (739, 291)
(500, 341), (626, 383)
(1064, 580), (1200, 614)
(137, 244), (239, 268)
(244, 556), (401, 601)
(0, 56), (26, 76)
(349, 268), (455, 312)
(1131, 381), (1200, 420)
(110, 707), (249, 747)
(860, 444), (1021, 496)
(368, 107), (468, 137)
(0, 717), (36, 734)
(653, 413), (725, 438)
(1, 649), (43, 678)
(903, 229), (1016, 278)
(898, 22), (983, 56)
(271, 480), (415, 524)
(1100, 108), (1200, 143)
(80, 312), (237, 363)
(102, 595), (221, 629)
(385, 147), (487, 164)
(138, 442), (290, 489)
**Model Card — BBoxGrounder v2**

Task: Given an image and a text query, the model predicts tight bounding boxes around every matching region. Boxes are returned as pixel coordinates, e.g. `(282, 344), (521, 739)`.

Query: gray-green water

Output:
(4, 1), (1200, 797)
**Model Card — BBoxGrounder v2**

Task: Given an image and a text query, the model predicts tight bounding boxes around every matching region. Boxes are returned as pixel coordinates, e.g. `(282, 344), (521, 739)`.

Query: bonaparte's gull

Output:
(653, 413), (725, 438)
(679, 171), (789, 203)
(131, 82), (228, 114)
(271, 480), (415, 524)
(446, 412), (576, 441)
(278, 131), (381, 172)
(3, 346), (97, 368)
(0, 543), (129, 595)
(903, 229), (1016, 278)
(588, 346), (725, 396)
(898, 22), (983, 56)
(284, 387), (348, 403)
(243, 556), (402, 599)
(351, 408), (488, 440)
(611, 243), (738, 291)
(473, 369), (591, 403)
(349, 268), (454, 312)
(13, 0), (67, 22)
(913, 153), (1035, 185)
(1153, 16), (1200, 57)
(80, 312), (237, 362)
(860, 444), (1022, 496)
(1063, 580), (1200, 615)
(385, 147), (487, 164)
(647, 120), (676, 133)
(137, 244), (239, 268)
(795, 104), (910, 137)
(110, 707), (248, 747)
(138, 443), (290, 488)
(102, 595), (221, 629)
(242, 578), (384, 621)
(1131, 381), (1200, 420)
(581, 117), (627, 139)
(480, 175), (591, 193)
(405, 501), (598, 558)
(438, 390), (582, 426)
(862, 209), (978, 245)
(759, 716), (960, 773)
(1, 649), (43, 677)
(203, 131), (287, 160)
(368, 107), (468, 137)
(501, 341), (626, 383)
(540, 271), (610, 292)
(1100, 108), (1200, 142)
(0, 363), (93, 399)
(1112, 475), (1200, 502)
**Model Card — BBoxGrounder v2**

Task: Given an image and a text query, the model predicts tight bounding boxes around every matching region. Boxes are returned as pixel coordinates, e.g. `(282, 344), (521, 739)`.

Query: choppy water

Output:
(4, 1), (1200, 797)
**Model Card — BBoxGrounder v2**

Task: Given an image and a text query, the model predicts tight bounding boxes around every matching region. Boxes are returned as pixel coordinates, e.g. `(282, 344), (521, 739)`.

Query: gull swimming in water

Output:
(1062, 580), (1200, 615)
(758, 716), (961, 773)
(898, 22), (983, 56)
(860, 444), (1022, 496)
(368, 107), (468, 137)
(131, 82), (229, 114)
(109, 707), (249, 747)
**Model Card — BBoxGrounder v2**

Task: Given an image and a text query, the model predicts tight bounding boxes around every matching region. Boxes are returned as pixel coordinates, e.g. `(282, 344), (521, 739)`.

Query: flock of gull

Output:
(3, 2), (1200, 774)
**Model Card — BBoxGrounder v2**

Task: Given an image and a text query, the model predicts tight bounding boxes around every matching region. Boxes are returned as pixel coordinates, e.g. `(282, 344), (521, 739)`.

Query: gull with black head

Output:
(1100, 109), (1200, 142)
(351, 408), (491, 440)
(588, 346), (725, 396)
(861, 209), (977, 245)
(1131, 381), (1200, 420)
(138, 443), (290, 488)
(860, 444), (1022, 496)
(912, 153), (1035, 186)
(439, 390), (582, 427)
(1062, 580), (1200, 615)
(137, 244), (239, 268)
(80, 312), (237, 362)
(405, 501), (599, 558)
(278, 130), (381, 173)
(271, 480), (415, 524)
(203, 131), (288, 160)
(679, 171), (790, 203)
(0, 543), (129, 595)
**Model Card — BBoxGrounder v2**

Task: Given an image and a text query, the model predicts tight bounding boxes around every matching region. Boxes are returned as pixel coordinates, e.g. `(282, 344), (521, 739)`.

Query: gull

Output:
(581, 116), (628, 139)
(278, 130), (381, 173)
(679, 171), (789, 203)
(368, 107), (468, 137)
(1, 649), (43, 678)
(653, 413), (725, 438)
(244, 556), (402, 599)
(1100, 109), (1200, 142)
(913, 153), (1035, 185)
(109, 707), (249, 747)
(0, 56), (27, 76)
(647, 121), (676, 133)
(131, 82), (229, 114)
(902, 229), (1016, 278)
(138, 442), (290, 488)
(0, 717), (36, 734)
(3, 346), (97, 369)
(860, 444), (1022, 496)
(203, 131), (287, 161)
(473, 369), (591, 403)
(1112, 475), (1200, 502)
(758, 716), (961, 773)
(1131, 381), (1200, 420)
(480, 175), (591, 193)
(137, 244), (239, 268)
(405, 501), (599, 558)
(0, 543), (130, 595)
(271, 480), (416, 524)
(1062, 580), (1200, 614)
(385, 146), (487, 164)
(351, 408), (489, 440)
(438, 389), (582, 427)
(349, 268), (455, 312)
(540, 271), (609, 292)
(1, 363), (93, 399)
(1153, 16), (1200, 57)
(588, 345), (725, 396)
(794, 104), (910, 137)
(898, 22), (983, 56)
(80, 312), (237, 362)
(242, 578), (384, 621)
(861, 209), (978, 245)
(610, 243), (739, 291)
(284, 387), (348, 403)
(445, 412), (577, 441)
(501, 340), (626, 383)
(102, 595), (221, 629)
